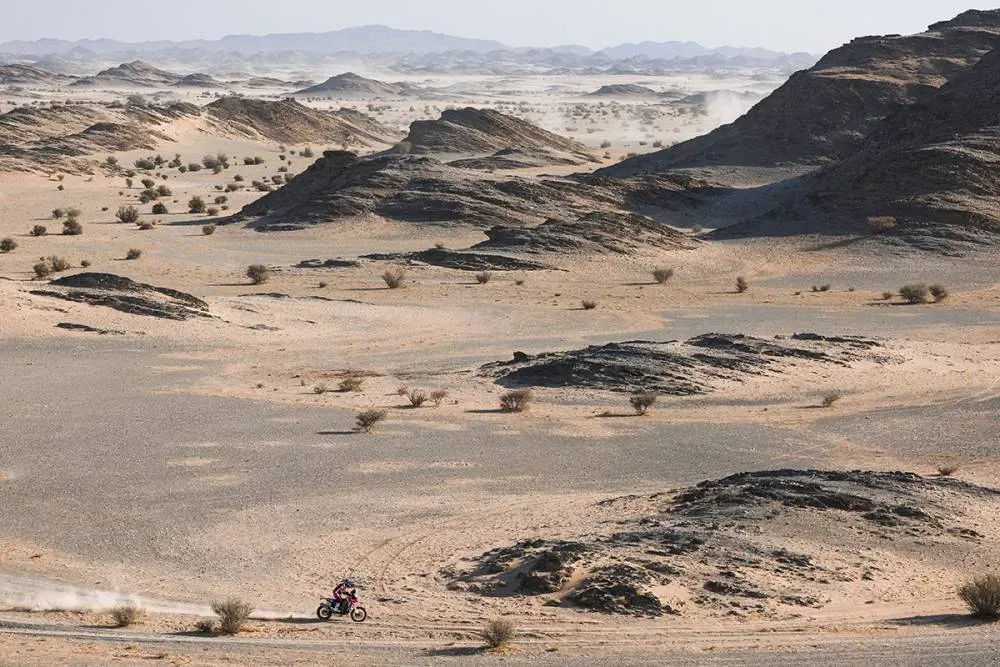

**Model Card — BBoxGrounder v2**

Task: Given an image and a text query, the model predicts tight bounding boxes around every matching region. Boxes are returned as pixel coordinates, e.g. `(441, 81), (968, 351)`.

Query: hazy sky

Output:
(3, 1), (995, 52)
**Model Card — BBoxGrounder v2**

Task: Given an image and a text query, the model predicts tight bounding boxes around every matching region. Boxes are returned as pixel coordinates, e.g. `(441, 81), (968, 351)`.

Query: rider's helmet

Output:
(343, 578), (355, 587)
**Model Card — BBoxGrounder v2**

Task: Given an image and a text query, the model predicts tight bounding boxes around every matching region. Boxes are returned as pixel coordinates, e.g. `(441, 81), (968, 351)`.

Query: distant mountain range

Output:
(0, 26), (814, 74)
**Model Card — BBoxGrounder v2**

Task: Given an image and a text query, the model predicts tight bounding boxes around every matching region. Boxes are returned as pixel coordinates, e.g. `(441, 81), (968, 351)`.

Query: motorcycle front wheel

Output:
(317, 604), (334, 621)
(350, 606), (367, 622)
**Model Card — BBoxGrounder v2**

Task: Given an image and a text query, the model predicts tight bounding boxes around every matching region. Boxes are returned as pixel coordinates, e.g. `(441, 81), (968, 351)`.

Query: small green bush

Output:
(211, 598), (253, 635)
(30, 225), (47, 237)
(62, 219), (83, 235)
(354, 409), (387, 433)
(202, 224), (217, 236)
(152, 203), (168, 215)
(189, 196), (206, 214)
(246, 264), (270, 284)
(900, 284), (929, 304)
(0, 237), (16, 252)
(116, 206), (140, 224)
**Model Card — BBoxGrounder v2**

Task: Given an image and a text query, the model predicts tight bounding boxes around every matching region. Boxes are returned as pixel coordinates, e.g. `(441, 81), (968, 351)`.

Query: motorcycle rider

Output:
(331, 578), (356, 612)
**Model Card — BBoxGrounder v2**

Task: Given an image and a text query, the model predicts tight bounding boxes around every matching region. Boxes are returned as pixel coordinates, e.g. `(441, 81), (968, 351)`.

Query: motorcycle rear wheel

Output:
(317, 604), (334, 621)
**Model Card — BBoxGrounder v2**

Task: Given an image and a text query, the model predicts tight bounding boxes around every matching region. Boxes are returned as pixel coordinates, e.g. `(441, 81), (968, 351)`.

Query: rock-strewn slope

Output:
(204, 97), (398, 147)
(447, 470), (1000, 617)
(483, 333), (888, 395)
(603, 10), (1000, 175)
(31, 273), (210, 321)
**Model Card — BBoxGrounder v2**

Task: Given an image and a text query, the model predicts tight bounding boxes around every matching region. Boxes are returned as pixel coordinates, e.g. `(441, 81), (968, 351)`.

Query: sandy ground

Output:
(4, 76), (1000, 663)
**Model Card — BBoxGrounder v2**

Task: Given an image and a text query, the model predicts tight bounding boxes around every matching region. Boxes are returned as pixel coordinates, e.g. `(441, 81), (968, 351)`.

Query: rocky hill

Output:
(0, 63), (70, 84)
(233, 150), (702, 231)
(70, 60), (182, 88)
(603, 10), (1000, 177)
(587, 84), (660, 98)
(173, 73), (224, 88)
(204, 97), (398, 147)
(396, 107), (598, 164)
(293, 72), (415, 97)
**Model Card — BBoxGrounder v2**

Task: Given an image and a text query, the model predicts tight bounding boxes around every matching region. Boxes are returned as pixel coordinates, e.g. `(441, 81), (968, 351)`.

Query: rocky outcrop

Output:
(482, 333), (886, 395)
(473, 211), (697, 255)
(587, 84), (660, 98)
(362, 248), (551, 271)
(294, 72), (415, 97)
(70, 60), (182, 88)
(31, 273), (210, 320)
(603, 10), (1000, 175)
(396, 107), (598, 164)
(448, 470), (1000, 617)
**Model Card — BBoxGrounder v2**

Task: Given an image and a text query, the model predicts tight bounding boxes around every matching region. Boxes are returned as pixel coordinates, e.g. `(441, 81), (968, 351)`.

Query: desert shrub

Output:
(339, 375), (364, 392)
(318, 281), (328, 288)
(515, 279), (525, 286)
(882, 291), (895, 301)
(138, 189), (157, 204)
(188, 196), (206, 214)
(600, 140), (612, 149)
(47, 256), (71, 272)
(313, 383), (328, 394)
(194, 618), (216, 633)
(125, 248), (142, 260)
(581, 299), (597, 310)
(80, 259), (91, 268)
(65, 208), (81, 220)
(475, 271), (492, 284)
(652, 267), (674, 284)
(407, 389), (428, 407)
(138, 221), (155, 230)
(246, 264), (270, 284)
(134, 158), (155, 170)
(206, 207), (219, 216)
(243, 157), (255, 165)
(735, 276), (749, 293)
(152, 203), (168, 215)
(929, 285), (949, 302)
(354, 409), (387, 433)
(233, 174), (244, 182)
(480, 618), (515, 650)
(900, 284), (929, 304)
(958, 574), (1000, 620)
(116, 206), (140, 224)
(430, 389), (449, 407)
(202, 224), (217, 236)
(868, 216), (897, 234)
(202, 155), (219, 170)
(141, 178), (155, 189)
(211, 598), (253, 635)
(301, 147), (314, 158)
(821, 392), (842, 408)
(0, 237), (16, 252)
(382, 269), (406, 289)
(62, 219), (83, 235)
(33, 261), (52, 278)
(214, 195), (227, 205)
(938, 463), (960, 477)
(500, 389), (533, 413)
(52, 208), (65, 219)
(155, 185), (171, 197)
(812, 284), (831, 292)
(111, 604), (142, 627)
(629, 391), (657, 415)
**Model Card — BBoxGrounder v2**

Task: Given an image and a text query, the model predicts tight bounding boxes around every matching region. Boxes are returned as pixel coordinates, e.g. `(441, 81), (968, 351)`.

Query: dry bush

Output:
(354, 409), (387, 433)
(382, 268), (406, 289)
(152, 203), (168, 215)
(900, 284), (929, 304)
(430, 389), (449, 407)
(125, 248), (142, 260)
(211, 598), (253, 635)
(735, 277), (749, 293)
(116, 205), (140, 224)
(958, 574), (1000, 620)
(480, 618), (515, 650)
(629, 391), (657, 416)
(929, 285), (949, 302)
(30, 225), (47, 237)
(48, 256), (71, 272)
(189, 196), (206, 214)
(1, 237), (17, 252)
(882, 291), (895, 301)
(581, 300), (597, 310)
(339, 375), (364, 392)
(81, 259), (91, 268)
(202, 224), (216, 236)
(52, 208), (65, 219)
(246, 264), (270, 284)
(33, 262), (52, 279)
(138, 221), (154, 231)
(938, 463), (960, 477)
(821, 392), (842, 408)
(206, 207), (219, 216)
(868, 216), (897, 234)
(407, 389), (428, 407)
(475, 271), (492, 284)
(313, 383), (328, 395)
(812, 284), (831, 293)
(194, 618), (216, 633)
(111, 604), (142, 627)
(652, 267), (674, 284)
(500, 389), (533, 413)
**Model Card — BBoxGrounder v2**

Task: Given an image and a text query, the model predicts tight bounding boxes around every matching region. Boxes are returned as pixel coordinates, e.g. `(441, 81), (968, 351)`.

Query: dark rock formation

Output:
(32, 273), (210, 320)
